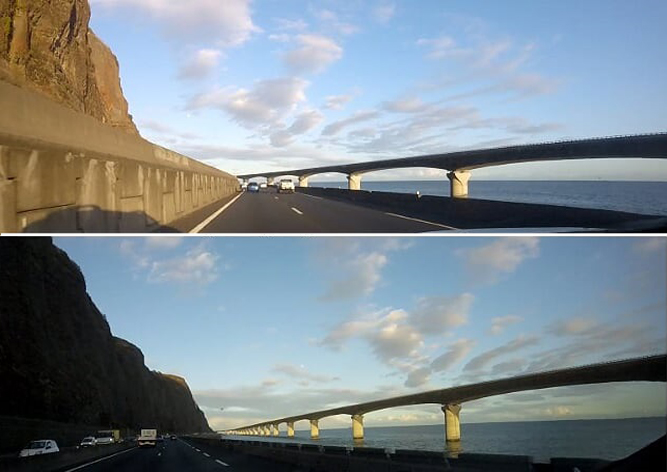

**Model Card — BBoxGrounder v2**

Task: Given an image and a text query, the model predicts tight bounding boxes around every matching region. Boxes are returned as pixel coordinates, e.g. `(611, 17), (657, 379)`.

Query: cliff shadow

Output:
(19, 205), (180, 233)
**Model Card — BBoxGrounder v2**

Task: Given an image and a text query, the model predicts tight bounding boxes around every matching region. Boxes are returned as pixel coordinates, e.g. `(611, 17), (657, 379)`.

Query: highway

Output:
(190, 189), (452, 233)
(67, 439), (293, 471)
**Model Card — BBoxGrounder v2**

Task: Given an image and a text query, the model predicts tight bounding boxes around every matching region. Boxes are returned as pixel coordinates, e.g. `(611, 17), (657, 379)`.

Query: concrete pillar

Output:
(447, 170), (471, 198)
(264, 425), (270, 436)
(352, 414), (364, 440)
(267, 177), (274, 186)
(347, 173), (362, 191)
(310, 419), (319, 440)
(299, 176), (309, 187)
(442, 403), (462, 442)
(287, 422), (295, 437)
(273, 424), (279, 436)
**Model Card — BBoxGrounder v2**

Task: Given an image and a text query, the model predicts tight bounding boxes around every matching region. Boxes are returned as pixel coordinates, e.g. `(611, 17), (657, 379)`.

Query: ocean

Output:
(309, 181), (667, 216)
(221, 417), (666, 462)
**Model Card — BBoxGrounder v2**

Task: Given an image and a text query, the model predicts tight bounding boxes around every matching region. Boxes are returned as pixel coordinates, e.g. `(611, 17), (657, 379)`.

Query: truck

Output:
(278, 179), (295, 193)
(96, 430), (120, 445)
(138, 429), (157, 448)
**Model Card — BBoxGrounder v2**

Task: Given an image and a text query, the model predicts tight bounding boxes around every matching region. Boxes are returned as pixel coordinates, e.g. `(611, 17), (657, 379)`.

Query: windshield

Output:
(27, 441), (46, 449)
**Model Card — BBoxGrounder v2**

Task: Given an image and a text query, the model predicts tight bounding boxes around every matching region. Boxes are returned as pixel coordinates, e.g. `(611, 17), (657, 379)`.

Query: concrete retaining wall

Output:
(297, 187), (665, 231)
(0, 80), (239, 232)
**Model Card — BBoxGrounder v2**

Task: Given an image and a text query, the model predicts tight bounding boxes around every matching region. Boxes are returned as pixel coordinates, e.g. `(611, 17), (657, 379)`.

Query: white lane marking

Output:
(291, 207), (303, 215)
(216, 459), (230, 467)
(195, 448), (201, 452)
(274, 196), (279, 200)
(189, 193), (243, 233)
(62, 447), (137, 471)
(203, 452), (211, 457)
(157, 452), (162, 457)
(384, 212), (458, 230)
(299, 193), (323, 200)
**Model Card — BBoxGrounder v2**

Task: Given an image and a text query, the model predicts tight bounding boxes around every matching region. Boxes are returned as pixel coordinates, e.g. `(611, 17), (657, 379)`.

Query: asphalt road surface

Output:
(66, 438), (295, 472)
(194, 189), (453, 233)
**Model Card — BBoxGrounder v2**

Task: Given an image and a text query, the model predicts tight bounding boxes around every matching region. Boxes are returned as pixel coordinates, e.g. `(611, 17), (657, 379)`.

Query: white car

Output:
(95, 435), (114, 445)
(19, 440), (59, 457)
(278, 179), (295, 193)
(80, 437), (96, 447)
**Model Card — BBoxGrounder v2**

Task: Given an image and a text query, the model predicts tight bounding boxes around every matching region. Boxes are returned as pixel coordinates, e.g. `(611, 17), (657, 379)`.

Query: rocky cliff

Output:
(0, 237), (211, 433)
(0, 0), (138, 134)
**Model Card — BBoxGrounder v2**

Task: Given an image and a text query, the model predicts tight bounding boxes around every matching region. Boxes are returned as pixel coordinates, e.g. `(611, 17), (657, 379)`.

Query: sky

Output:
(87, 0), (667, 181)
(53, 236), (666, 431)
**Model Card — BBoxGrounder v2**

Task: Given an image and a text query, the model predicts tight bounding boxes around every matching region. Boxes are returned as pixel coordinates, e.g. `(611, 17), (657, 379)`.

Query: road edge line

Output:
(62, 446), (137, 472)
(189, 193), (243, 233)
(216, 459), (230, 466)
(384, 212), (458, 230)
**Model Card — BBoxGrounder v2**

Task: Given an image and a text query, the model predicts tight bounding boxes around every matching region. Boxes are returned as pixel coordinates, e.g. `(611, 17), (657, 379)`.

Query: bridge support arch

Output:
(352, 414), (364, 440)
(299, 176), (309, 187)
(348, 173), (362, 191)
(310, 419), (320, 439)
(273, 423), (280, 436)
(442, 403), (462, 442)
(447, 170), (470, 198)
(287, 422), (295, 437)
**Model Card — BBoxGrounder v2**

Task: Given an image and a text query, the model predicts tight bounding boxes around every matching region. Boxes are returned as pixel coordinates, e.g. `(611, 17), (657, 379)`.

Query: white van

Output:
(19, 440), (59, 457)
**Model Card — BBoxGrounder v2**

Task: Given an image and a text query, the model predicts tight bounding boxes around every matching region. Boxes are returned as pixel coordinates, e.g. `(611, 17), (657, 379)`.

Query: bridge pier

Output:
(273, 423), (280, 436)
(310, 419), (320, 439)
(299, 176), (309, 187)
(287, 422), (295, 437)
(262, 425), (268, 436)
(267, 177), (274, 186)
(352, 414), (364, 440)
(442, 403), (462, 442)
(447, 170), (470, 198)
(348, 173), (362, 191)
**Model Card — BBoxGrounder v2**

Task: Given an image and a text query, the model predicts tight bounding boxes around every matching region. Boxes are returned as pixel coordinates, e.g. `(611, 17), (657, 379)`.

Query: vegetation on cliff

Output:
(0, 237), (211, 433)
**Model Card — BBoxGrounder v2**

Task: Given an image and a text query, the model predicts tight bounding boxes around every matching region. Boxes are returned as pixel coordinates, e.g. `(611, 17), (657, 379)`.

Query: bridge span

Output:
(238, 133), (667, 198)
(224, 354), (665, 444)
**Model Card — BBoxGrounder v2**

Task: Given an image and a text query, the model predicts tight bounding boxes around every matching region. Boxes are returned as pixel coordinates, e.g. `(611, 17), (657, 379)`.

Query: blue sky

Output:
(54, 236), (666, 431)
(88, 0), (667, 181)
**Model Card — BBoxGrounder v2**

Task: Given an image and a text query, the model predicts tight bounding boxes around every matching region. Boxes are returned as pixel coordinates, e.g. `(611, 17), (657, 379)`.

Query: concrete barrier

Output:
(297, 187), (665, 231)
(0, 80), (239, 232)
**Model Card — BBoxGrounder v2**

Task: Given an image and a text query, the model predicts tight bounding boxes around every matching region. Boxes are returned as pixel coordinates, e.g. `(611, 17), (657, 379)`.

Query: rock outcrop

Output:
(0, 237), (211, 433)
(0, 0), (138, 134)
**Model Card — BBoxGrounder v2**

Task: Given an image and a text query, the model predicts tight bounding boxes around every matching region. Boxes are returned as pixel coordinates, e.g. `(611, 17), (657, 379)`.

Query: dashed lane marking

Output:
(203, 452), (211, 457)
(216, 459), (230, 467)
(62, 447), (137, 471)
(384, 212), (458, 230)
(291, 207), (303, 215)
(190, 193), (243, 233)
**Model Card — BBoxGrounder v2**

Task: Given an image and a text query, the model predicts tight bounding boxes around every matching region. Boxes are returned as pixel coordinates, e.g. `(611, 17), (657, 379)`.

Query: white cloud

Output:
(490, 315), (523, 335)
(320, 251), (388, 300)
(545, 405), (573, 417)
(270, 109), (325, 147)
(461, 237), (539, 283)
(324, 94), (354, 110)
(404, 366), (431, 388)
(178, 49), (223, 80)
(186, 77), (309, 129)
(321, 110), (380, 136)
(383, 97), (429, 113)
(274, 18), (308, 31)
(431, 339), (476, 372)
(633, 238), (665, 254)
(464, 334), (539, 371)
(272, 363), (338, 383)
(548, 317), (597, 336)
(148, 244), (219, 285)
(416, 36), (458, 59)
(411, 293), (474, 335)
(144, 237), (183, 250)
(283, 35), (343, 74)
(268, 33), (291, 43)
(372, 3), (396, 24)
(91, 0), (260, 46)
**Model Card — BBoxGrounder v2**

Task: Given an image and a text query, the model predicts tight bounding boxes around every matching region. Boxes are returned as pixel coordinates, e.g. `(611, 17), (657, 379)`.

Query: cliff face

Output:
(0, 238), (211, 433)
(0, 0), (138, 134)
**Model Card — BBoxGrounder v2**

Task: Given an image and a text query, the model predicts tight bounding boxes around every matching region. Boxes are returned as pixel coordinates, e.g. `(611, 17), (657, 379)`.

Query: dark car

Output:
(247, 182), (260, 192)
